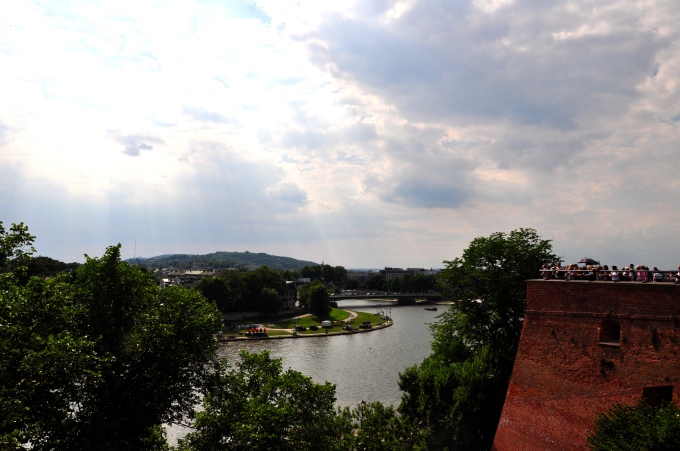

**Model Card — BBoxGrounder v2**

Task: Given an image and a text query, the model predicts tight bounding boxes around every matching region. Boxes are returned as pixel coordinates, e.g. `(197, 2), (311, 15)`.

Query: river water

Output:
(167, 299), (442, 443)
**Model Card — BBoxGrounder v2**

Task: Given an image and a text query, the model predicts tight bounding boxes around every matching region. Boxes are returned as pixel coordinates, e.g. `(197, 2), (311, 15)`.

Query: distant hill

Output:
(26, 256), (81, 278)
(125, 251), (318, 271)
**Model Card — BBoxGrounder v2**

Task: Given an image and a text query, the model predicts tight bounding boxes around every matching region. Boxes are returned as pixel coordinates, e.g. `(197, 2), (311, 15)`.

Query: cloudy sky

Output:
(2, 0), (679, 269)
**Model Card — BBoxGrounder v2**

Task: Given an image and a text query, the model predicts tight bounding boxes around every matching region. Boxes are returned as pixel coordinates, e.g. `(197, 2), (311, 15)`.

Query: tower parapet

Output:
(492, 280), (680, 450)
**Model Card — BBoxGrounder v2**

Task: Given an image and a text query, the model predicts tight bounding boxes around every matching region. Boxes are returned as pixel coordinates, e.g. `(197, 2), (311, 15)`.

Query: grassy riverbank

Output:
(219, 307), (389, 339)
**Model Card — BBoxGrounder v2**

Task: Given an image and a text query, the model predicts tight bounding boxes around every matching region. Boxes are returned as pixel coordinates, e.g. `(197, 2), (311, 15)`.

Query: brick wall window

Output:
(599, 319), (620, 345)
(643, 386), (673, 407)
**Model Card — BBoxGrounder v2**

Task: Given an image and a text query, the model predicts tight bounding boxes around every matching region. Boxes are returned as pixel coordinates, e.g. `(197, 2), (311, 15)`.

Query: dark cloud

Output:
(266, 182), (308, 206)
(301, 0), (662, 129)
(277, 115), (377, 159)
(110, 132), (164, 157)
(362, 135), (478, 209)
(482, 127), (607, 173)
(384, 176), (471, 208)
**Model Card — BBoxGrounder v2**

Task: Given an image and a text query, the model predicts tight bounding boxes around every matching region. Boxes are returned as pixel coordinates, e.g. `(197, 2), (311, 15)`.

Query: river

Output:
(166, 299), (442, 443)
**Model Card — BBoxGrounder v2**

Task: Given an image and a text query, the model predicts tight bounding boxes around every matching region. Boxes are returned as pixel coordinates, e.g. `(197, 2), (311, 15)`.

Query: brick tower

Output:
(492, 280), (680, 450)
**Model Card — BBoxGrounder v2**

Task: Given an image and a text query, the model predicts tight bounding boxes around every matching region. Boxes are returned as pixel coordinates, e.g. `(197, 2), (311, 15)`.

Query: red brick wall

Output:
(492, 280), (680, 451)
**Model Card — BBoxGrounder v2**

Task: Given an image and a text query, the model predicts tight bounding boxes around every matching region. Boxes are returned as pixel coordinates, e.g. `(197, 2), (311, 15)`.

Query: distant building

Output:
(160, 269), (217, 288)
(380, 267), (410, 282)
(284, 281), (297, 309)
(492, 280), (680, 450)
(347, 270), (378, 285)
(347, 268), (438, 285)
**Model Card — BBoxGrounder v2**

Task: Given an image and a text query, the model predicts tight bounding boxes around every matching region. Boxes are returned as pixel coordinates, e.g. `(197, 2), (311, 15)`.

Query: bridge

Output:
(330, 292), (442, 302)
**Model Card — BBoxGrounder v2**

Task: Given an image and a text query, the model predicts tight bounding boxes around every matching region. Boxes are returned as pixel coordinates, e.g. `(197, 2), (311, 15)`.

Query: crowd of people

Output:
(541, 263), (680, 284)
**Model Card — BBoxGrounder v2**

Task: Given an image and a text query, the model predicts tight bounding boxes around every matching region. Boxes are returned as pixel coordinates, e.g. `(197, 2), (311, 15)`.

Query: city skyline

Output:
(2, 0), (679, 269)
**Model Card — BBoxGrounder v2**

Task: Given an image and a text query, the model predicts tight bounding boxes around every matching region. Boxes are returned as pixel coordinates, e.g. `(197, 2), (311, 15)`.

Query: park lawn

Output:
(220, 309), (388, 337)
(350, 311), (385, 327)
(267, 329), (293, 337)
(274, 307), (351, 329)
(288, 310), (387, 334)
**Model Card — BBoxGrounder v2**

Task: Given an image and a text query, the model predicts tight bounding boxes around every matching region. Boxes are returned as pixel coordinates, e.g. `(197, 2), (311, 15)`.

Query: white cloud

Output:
(1, 0), (680, 269)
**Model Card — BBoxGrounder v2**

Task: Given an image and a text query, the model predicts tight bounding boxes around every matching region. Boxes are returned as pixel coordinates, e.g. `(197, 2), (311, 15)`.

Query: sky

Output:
(1, 0), (679, 269)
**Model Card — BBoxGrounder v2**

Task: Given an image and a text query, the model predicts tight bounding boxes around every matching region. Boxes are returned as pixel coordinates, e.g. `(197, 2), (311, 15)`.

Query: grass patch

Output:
(219, 308), (389, 338)
(267, 329), (293, 337)
(272, 308), (386, 334)
(274, 307), (351, 329)
(351, 311), (384, 326)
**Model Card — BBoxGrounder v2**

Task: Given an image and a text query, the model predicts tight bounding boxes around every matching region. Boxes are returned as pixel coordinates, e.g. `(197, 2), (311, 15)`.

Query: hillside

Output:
(125, 251), (318, 270)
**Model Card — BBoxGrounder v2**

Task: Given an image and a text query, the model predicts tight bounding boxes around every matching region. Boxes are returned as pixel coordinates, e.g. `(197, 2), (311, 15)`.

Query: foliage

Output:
(351, 401), (424, 451)
(299, 264), (348, 287)
(587, 399), (680, 450)
(243, 266), (286, 314)
(398, 228), (556, 450)
(345, 278), (360, 290)
(0, 242), (222, 450)
(178, 350), (354, 451)
(388, 273), (436, 293)
(195, 270), (249, 312)
(194, 273), (234, 312)
(197, 266), (287, 314)
(25, 256), (81, 278)
(365, 274), (388, 291)
(299, 280), (331, 316)
(0, 221), (36, 277)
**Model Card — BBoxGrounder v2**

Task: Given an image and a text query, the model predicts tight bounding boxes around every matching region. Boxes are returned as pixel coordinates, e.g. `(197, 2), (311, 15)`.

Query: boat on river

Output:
(424, 307), (437, 311)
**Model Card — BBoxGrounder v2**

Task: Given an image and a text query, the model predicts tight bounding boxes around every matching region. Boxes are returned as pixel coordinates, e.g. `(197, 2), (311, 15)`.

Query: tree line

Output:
(1, 221), (671, 450)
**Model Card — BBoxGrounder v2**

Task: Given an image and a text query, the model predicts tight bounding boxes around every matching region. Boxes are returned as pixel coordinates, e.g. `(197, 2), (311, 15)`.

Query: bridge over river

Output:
(330, 292), (442, 302)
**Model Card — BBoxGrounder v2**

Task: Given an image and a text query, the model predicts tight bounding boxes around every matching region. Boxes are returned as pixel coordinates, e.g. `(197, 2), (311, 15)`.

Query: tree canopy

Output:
(0, 238), (222, 450)
(398, 228), (557, 450)
(194, 266), (287, 314)
(298, 280), (331, 316)
(587, 399), (680, 450)
(299, 264), (347, 287)
(179, 350), (354, 451)
(0, 221), (35, 276)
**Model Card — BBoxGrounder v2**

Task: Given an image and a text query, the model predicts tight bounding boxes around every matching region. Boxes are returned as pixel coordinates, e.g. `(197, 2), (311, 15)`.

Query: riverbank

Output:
(218, 318), (393, 341)
(217, 308), (392, 341)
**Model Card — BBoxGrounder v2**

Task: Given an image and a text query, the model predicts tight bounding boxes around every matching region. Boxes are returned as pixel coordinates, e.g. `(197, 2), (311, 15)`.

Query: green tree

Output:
(279, 268), (301, 282)
(298, 280), (331, 316)
(179, 350), (354, 451)
(308, 282), (331, 316)
(345, 278), (359, 290)
(587, 399), (680, 450)
(195, 269), (249, 312)
(195, 275), (232, 311)
(243, 266), (286, 314)
(219, 270), (250, 311)
(25, 256), (80, 278)
(0, 242), (222, 450)
(300, 264), (347, 288)
(0, 221), (36, 277)
(300, 265), (321, 281)
(351, 401), (424, 451)
(398, 228), (556, 450)
(365, 274), (386, 291)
